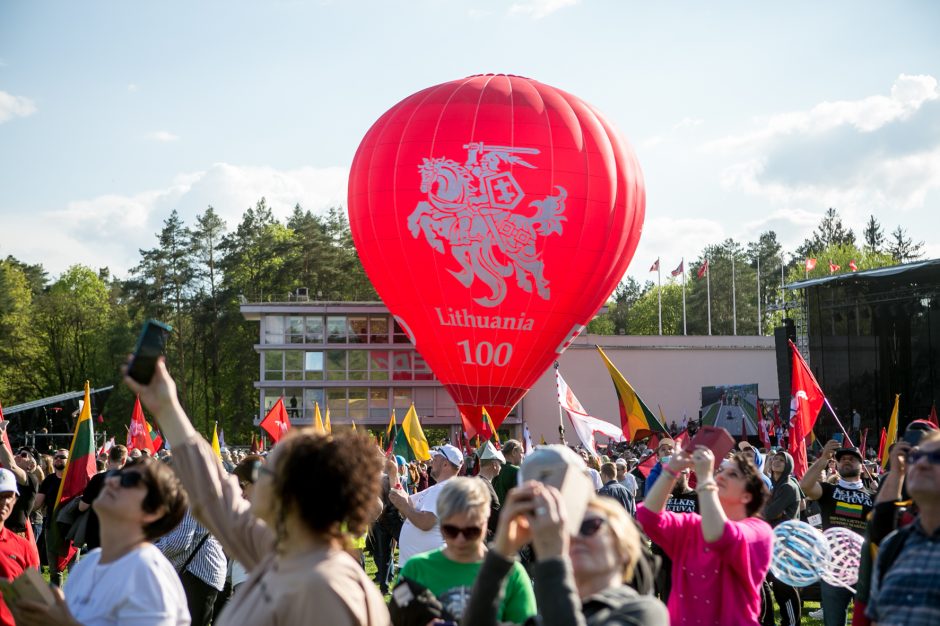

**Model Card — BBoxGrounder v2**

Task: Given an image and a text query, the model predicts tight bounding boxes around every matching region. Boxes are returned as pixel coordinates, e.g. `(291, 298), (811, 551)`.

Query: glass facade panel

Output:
(304, 351), (324, 380)
(327, 316), (347, 343)
(370, 389), (389, 419)
(348, 388), (368, 419)
(305, 317), (324, 343)
(393, 319), (411, 344)
(287, 317), (304, 343)
(414, 352), (434, 381)
(265, 316), (285, 344)
(414, 388), (435, 415)
(393, 388), (413, 411)
(284, 351), (303, 381)
(348, 317), (368, 344)
(285, 388), (303, 419)
(326, 350), (346, 381)
(264, 351), (283, 380)
(370, 350), (389, 381)
(370, 317), (389, 344)
(304, 388), (325, 417)
(327, 388), (347, 418)
(392, 351), (413, 381)
(348, 350), (368, 381)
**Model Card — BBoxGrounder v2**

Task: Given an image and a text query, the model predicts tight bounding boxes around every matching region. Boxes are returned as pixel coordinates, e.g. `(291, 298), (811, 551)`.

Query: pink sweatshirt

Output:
(636, 505), (773, 626)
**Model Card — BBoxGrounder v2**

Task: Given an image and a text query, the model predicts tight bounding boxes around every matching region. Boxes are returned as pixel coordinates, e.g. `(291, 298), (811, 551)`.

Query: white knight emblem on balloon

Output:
(407, 143), (567, 307)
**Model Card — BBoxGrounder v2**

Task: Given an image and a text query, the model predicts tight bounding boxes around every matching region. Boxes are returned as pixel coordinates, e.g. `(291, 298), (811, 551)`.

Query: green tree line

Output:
(0, 199), (374, 443)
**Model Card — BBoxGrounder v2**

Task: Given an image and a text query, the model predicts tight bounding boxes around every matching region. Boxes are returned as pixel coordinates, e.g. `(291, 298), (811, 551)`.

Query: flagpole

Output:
(657, 262), (662, 336)
(706, 258), (712, 335)
(781, 255), (786, 312)
(756, 254), (761, 336)
(732, 253), (737, 336)
(681, 258), (687, 336)
(824, 398), (875, 482)
(554, 362), (566, 444)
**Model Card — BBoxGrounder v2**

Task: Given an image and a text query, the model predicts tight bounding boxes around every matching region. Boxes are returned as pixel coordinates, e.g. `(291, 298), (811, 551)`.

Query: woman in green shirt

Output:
(398, 477), (536, 624)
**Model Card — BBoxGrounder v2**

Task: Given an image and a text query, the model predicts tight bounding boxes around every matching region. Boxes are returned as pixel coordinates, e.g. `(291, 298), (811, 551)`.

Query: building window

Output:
(348, 317), (368, 344)
(264, 351), (284, 381)
(393, 319), (411, 344)
(370, 351), (389, 381)
(304, 388), (325, 417)
(305, 317), (324, 343)
(284, 351), (303, 381)
(393, 388), (413, 411)
(392, 351), (413, 381)
(370, 388), (389, 419)
(327, 388), (347, 418)
(349, 388), (368, 420)
(285, 388), (303, 418)
(287, 317), (304, 343)
(327, 350), (346, 381)
(369, 317), (389, 343)
(348, 350), (368, 380)
(327, 316), (347, 343)
(264, 316), (285, 344)
(414, 352), (434, 381)
(304, 351), (324, 380)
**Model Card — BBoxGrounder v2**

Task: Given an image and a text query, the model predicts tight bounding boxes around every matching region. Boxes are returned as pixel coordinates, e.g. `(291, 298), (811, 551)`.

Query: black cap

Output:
(835, 447), (863, 462)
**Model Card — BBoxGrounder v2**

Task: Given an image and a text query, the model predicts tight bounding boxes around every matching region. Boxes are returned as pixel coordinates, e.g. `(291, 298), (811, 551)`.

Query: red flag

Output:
(697, 259), (709, 279)
(849, 260), (858, 272)
(649, 258), (659, 272)
(127, 397), (157, 454)
(829, 260), (840, 273)
(877, 427), (887, 463)
(805, 258), (817, 271)
(928, 404), (939, 428)
(788, 340), (826, 478)
(636, 452), (657, 478)
(647, 433), (660, 452)
(859, 427), (869, 456)
(671, 260), (684, 277)
(260, 398), (291, 443)
(673, 429), (689, 449)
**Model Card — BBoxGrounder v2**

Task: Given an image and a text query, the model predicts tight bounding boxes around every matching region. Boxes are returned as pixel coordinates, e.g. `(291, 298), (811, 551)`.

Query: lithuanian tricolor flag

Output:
(596, 346), (668, 441)
(394, 404), (431, 462)
(52, 381), (96, 570)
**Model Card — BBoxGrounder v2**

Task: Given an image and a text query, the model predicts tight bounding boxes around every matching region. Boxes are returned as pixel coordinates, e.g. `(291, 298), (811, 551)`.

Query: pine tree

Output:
(887, 226), (924, 263)
(862, 215), (884, 253)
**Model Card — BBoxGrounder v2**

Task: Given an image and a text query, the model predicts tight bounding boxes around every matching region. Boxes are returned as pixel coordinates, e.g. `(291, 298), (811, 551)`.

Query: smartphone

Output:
(903, 429), (924, 446)
(519, 447), (594, 529)
(684, 425), (736, 461)
(127, 320), (172, 384)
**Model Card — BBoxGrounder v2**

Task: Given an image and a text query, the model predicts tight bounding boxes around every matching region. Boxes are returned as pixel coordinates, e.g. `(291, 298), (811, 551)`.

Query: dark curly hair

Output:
(123, 457), (188, 541)
(730, 452), (770, 517)
(271, 429), (382, 544)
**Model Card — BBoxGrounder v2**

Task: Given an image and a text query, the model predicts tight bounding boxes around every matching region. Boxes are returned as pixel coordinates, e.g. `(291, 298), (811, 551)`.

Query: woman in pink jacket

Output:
(636, 446), (773, 626)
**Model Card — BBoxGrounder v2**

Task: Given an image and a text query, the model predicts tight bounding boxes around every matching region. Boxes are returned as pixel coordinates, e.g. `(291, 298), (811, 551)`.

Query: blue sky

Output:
(2, 0), (938, 281)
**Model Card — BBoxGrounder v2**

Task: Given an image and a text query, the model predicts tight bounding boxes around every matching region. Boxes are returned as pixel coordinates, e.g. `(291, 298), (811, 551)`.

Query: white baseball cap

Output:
(431, 444), (464, 467)
(0, 469), (19, 495)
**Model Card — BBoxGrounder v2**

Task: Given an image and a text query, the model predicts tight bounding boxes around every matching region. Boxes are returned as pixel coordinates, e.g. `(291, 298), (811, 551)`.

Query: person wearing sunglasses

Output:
(637, 446), (772, 626)
(463, 481), (667, 626)
(125, 358), (389, 626)
(866, 429), (940, 625)
(30, 448), (69, 587)
(395, 477), (535, 625)
(13, 457), (190, 626)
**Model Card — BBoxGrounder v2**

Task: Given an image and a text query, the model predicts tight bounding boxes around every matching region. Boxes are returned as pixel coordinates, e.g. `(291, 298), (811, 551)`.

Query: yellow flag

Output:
(386, 410), (397, 441)
(313, 402), (325, 433)
(211, 422), (222, 460)
(351, 420), (357, 432)
(881, 394), (899, 470)
(402, 404), (431, 461)
(325, 407), (332, 434)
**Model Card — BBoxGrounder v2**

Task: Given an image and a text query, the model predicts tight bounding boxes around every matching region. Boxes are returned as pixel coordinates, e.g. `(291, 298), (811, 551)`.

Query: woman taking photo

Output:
(125, 358), (389, 626)
(396, 477), (535, 624)
(637, 446), (773, 626)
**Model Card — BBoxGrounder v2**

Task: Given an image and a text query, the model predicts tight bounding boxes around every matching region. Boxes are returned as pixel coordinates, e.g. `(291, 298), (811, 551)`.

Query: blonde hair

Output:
(588, 497), (641, 583)
(436, 477), (491, 523)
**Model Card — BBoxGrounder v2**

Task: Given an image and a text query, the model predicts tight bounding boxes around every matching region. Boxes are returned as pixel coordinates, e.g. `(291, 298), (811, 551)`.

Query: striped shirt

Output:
(154, 509), (227, 591)
(867, 518), (940, 626)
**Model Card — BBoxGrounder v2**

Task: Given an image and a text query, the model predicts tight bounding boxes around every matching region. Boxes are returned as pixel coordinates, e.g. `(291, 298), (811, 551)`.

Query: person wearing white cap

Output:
(389, 444), (463, 568)
(0, 467), (40, 626)
(477, 442), (505, 538)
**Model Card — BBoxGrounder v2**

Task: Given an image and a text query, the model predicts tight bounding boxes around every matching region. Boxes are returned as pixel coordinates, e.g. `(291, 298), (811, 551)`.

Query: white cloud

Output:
(1, 163), (350, 278)
(673, 117), (703, 131)
(708, 74), (940, 228)
(0, 91), (37, 123)
(509, 0), (580, 19)
(145, 130), (179, 142)
(127, 83), (140, 92)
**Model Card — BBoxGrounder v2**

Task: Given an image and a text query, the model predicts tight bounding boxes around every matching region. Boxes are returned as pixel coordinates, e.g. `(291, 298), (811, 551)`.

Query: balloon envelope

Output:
(348, 74), (645, 436)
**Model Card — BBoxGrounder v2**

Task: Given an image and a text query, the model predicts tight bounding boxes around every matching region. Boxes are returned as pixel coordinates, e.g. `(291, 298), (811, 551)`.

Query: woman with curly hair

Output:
(637, 447), (773, 626)
(125, 358), (389, 626)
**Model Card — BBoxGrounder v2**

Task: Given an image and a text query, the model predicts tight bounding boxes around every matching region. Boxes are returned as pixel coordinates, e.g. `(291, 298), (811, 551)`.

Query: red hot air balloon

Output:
(348, 74), (645, 438)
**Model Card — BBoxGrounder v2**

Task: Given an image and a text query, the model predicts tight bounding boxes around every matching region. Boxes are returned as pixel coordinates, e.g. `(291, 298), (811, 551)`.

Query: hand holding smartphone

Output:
(127, 320), (172, 384)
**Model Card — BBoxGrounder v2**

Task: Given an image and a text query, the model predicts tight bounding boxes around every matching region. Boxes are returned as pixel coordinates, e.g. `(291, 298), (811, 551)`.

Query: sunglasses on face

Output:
(440, 524), (483, 540)
(55, 455), (68, 461)
(909, 449), (940, 465)
(105, 470), (146, 489)
(578, 517), (607, 537)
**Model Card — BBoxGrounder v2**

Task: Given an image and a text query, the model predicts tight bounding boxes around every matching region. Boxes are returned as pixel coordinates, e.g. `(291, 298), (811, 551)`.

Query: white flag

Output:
(556, 369), (624, 456)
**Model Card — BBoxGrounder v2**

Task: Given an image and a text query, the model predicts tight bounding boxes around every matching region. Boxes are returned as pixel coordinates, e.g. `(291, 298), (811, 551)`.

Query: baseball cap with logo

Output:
(0, 468), (19, 495)
(431, 444), (464, 467)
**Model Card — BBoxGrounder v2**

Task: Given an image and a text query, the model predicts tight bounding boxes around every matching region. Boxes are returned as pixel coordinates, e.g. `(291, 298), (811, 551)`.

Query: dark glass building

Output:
(786, 259), (940, 435)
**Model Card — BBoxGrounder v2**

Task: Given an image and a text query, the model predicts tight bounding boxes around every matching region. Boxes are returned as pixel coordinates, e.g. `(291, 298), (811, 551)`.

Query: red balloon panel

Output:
(348, 75), (645, 436)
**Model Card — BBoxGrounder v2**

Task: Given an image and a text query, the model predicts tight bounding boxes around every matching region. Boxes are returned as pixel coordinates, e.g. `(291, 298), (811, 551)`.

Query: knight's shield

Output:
(482, 172), (524, 210)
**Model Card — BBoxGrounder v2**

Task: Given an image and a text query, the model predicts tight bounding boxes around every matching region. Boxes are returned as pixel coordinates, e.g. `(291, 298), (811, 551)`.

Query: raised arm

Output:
(799, 439), (841, 501)
(690, 448), (725, 543)
(643, 449), (693, 514)
(0, 422), (28, 484)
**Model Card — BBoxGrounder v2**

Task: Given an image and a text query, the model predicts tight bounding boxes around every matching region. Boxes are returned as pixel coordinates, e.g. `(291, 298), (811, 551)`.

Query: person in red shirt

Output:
(0, 467), (41, 626)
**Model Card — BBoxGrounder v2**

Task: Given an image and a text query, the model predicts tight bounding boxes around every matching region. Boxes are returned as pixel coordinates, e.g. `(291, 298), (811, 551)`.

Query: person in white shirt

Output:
(615, 458), (638, 500)
(13, 458), (190, 626)
(389, 444), (463, 567)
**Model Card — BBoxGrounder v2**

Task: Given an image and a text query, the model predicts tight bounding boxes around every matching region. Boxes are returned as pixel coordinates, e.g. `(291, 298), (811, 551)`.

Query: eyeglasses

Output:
(17, 452), (31, 458)
(105, 470), (146, 489)
(578, 517), (607, 537)
(54, 455), (68, 461)
(909, 450), (940, 465)
(440, 524), (483, 540)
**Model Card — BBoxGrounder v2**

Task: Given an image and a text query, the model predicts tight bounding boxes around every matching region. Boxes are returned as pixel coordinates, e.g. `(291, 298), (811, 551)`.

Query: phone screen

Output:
(127, 320), (172, 384)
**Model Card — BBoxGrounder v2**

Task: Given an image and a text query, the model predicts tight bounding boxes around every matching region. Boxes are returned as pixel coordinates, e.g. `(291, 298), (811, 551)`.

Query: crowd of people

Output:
(0, 359), (936, 625)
